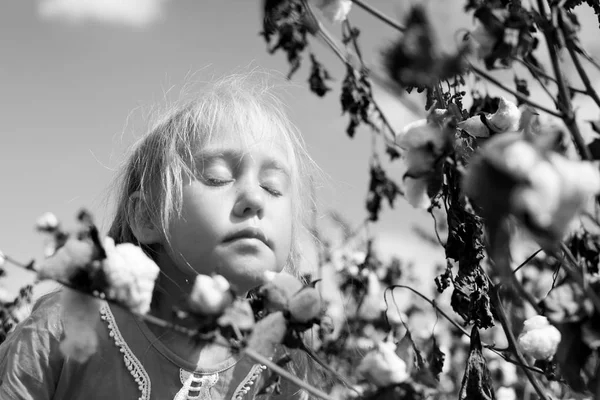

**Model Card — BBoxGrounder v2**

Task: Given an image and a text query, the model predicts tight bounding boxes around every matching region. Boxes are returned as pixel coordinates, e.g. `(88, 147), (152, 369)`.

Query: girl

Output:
(0, 72), (322, 399)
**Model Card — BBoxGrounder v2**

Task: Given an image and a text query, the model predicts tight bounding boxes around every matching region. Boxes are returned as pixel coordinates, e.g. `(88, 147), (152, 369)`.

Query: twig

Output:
(513, 56), (587, 95)
(536, 0), (592, 160)
(490, 286), (551, 400)
(471, 65), (563, 118)
(303, 3), (404, 147)
(513, 249), (543, 275)
(244, 347), (335, 400)
(565, 38), (600, 109)
(349, 0), (405, 32)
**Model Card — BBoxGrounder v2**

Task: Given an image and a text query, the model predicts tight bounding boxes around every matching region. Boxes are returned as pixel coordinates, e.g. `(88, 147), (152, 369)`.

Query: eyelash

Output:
(262, 185), (283, 197)
(205, 177), (283, 197)
(205, 177), (232, 186)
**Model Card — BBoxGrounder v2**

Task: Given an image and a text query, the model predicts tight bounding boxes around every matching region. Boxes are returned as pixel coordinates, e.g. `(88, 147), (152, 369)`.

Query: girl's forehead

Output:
(201, 124), (293, 162)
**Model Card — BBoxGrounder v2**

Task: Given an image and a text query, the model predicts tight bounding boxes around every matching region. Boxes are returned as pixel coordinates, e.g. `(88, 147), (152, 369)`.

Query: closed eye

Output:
(261, 185), (283, 197)
(205, 177), (233, 186)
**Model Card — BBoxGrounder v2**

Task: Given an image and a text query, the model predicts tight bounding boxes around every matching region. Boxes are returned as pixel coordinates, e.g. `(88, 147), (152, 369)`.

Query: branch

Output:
(349, 0), (405, 32)
(470, 64), (563, 118)
(490, 286), (551, 400)
(565, 39), (600, 109)
(536, 0), (592, 160)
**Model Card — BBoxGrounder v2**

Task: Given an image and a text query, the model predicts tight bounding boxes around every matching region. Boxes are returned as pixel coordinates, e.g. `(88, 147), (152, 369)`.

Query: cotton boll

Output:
(518, 315), (561, 360)
(496, 387), (517, 400)
(357, 341), (408, 387)
(59, 288), (101, 363)
(36, 212), (59, 231)
(404, 176), (431, 209)
(188, 274), (233, 316)
(488, 97), (521, 133)
(37, 238), (96, 283)
(311, 0), (352, 22)
(101, 237), (160, 314)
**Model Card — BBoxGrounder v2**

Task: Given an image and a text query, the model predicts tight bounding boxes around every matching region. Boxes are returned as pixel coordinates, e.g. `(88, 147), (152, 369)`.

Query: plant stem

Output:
(349, 0), (405, 32)
(387, 285), (471, 337)
(470, 65), (562, 118)
(303, 0), (401, 145)
(490, 286), (551, 400)
(566, 39), (600, 109)
(244, 347), (335, 400)
(536, 0), (592, 160)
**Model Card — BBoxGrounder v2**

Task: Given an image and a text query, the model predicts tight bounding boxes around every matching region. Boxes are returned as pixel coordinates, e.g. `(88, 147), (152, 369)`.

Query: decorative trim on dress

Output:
(100, 304), (151, 400)
(173, 369), (219, 400)
(231, 364), (267, 400)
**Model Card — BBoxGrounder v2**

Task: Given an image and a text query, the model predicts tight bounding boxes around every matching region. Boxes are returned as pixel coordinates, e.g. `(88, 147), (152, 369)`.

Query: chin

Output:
(219, 261), (280, 294)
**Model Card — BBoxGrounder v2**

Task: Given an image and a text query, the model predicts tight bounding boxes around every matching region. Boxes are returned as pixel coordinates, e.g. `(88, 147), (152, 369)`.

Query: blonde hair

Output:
(107, 71), (320, 277)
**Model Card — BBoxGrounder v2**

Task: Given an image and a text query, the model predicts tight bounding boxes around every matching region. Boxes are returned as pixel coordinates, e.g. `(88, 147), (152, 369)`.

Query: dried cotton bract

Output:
(517, 315), (561, 360)
(311, 0), (352, 23)
(357, 341), (408, 387)
(101, 237), (160, 315)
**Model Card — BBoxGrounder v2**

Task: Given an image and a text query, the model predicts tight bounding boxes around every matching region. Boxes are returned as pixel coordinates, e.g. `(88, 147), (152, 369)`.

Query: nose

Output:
(232, 181), (265, 219)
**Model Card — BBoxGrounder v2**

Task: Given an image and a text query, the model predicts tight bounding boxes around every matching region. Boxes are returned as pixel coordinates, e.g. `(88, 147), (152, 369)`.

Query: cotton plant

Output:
(463, 131), (600, 250)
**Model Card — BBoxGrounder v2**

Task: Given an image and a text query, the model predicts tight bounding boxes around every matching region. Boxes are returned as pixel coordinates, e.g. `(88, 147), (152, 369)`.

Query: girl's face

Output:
(162, 130), (294, 292)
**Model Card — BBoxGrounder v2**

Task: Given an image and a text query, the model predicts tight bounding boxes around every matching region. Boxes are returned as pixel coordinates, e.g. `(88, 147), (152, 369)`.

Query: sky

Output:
(1, 0), (599, 298)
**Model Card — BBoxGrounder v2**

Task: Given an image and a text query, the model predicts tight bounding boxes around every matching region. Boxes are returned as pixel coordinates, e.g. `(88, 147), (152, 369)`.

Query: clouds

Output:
(37, 0), (169, 28)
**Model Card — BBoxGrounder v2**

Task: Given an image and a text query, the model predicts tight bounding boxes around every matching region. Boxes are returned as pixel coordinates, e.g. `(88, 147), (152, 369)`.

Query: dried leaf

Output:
(458, 327), (496, 400)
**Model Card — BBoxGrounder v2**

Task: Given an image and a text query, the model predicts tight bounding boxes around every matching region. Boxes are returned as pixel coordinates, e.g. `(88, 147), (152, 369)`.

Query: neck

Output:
(145, 247), (233, 367)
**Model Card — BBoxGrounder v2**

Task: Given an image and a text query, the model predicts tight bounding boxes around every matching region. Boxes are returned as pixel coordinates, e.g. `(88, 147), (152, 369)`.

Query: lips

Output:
(223, 227), (270, 248)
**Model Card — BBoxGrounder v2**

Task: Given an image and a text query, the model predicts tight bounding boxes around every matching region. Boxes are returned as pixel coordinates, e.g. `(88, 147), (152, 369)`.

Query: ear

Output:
(128, 192), (162, 245)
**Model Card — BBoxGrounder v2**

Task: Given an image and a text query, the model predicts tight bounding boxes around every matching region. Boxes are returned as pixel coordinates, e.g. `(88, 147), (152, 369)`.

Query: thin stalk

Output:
(244, 348), (335, 400)
(490, 286), (551, 400)
(471, 65), (562, 118)
(349, 0), (405, 32)
(536, 0), (592, 160)
(386, 285), (549, 374)
(566, 39), (600, 109)
(303, 0), (400, 145)
(513, 56), (587, 95)
(11, 259), (336, 399)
